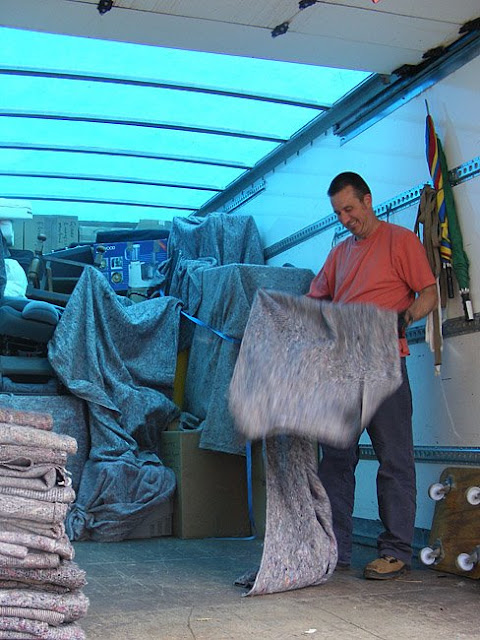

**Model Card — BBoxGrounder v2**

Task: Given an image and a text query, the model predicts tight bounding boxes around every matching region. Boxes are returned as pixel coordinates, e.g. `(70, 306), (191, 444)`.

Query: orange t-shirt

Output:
(307, 221), (436, 356)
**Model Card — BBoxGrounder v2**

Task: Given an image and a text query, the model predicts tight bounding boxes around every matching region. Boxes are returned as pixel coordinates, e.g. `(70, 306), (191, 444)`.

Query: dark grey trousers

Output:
(318, 358), (415, 565)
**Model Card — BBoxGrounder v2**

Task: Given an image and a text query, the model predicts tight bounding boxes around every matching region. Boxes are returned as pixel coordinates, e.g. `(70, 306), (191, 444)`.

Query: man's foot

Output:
(363, 555), (409, 580)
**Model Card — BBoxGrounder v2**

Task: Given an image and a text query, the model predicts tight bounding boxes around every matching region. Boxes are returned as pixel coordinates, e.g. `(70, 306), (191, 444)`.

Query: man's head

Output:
(327, 172), (378, 240)
(327, 172), (371, 200)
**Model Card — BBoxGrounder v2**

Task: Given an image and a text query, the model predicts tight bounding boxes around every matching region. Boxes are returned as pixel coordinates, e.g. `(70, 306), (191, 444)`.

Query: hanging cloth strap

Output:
(414, 184), (443, 371)
(414, 184), (441, 278)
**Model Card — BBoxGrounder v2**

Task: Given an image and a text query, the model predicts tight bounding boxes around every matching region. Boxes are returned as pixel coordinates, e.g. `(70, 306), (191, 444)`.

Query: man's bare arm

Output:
(404, 284), (438, 326)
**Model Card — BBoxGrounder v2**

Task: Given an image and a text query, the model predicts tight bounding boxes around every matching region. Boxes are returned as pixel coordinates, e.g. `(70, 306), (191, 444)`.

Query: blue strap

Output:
(181, 310), (242, 344)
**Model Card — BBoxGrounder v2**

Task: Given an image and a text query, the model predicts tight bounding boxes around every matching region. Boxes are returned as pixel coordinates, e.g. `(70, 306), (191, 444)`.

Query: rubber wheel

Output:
(428, 482), (447, 501)
(465, 486), (480, 506)
(456, 553), (475, 572)
(420, 546), (437, 566)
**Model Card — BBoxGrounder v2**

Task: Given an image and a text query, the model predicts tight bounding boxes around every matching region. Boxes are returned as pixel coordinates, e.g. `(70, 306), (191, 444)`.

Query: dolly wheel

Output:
(465, 486), (480, 506)
(428, 482), (447, 501)
(456, 553), (475, 572)
(420, 546), (437, 566)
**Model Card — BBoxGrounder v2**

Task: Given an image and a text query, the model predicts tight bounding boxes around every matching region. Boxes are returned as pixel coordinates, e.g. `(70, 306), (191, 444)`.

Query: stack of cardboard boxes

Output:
(13, 215), (79, 253)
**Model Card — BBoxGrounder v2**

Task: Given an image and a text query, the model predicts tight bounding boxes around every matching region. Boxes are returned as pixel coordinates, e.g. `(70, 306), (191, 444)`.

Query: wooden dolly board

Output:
(420, 466), (480, 578)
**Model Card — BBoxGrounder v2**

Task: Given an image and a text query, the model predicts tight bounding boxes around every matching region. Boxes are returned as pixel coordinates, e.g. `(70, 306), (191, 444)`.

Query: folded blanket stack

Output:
(0, 407), (89, 640)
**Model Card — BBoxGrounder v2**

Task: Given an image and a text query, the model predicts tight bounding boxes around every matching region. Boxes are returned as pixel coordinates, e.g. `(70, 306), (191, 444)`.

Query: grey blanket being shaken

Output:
(243, 436), (337, 596)
(230, 289), (402, 448)
(230, 289), (402, 596)
(48, 267), (181, 541)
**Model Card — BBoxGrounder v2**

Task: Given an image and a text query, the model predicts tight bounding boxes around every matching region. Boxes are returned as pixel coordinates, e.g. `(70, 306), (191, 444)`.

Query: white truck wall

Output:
(237, 54), (480, 531)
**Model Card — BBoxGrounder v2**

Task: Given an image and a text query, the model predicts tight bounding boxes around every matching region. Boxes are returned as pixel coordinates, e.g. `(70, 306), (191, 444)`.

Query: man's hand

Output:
(408, 284), (438, 323)
(397, 310), (413, 335)
(398, 284), (438, 335)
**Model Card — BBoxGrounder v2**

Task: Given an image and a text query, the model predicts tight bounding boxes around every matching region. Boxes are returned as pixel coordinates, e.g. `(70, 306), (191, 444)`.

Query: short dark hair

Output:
(327, 172), (371, 200)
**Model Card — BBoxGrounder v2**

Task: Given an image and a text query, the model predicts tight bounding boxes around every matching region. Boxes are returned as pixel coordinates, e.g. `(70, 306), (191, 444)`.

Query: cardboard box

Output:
(78, 224), (136, 244)
(159, 430), (251, 539)
(94, 238), (168, 292)
(11, 220), (26, 250)
(23, 215), (79, 254)
(136, 219), (171, 230)
(124, 499), (173, 540)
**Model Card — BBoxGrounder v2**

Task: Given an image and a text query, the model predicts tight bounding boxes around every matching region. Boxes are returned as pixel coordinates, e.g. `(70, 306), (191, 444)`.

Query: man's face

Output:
(330, 185), (374, 239)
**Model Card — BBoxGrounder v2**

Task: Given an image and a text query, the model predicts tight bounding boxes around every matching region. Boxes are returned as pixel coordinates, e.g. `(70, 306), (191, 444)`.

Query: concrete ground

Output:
(74, 538), (479, 640)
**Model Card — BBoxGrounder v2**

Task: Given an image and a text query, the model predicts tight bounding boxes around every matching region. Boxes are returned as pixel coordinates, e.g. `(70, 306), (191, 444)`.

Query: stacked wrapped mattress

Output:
(0, 407), (88, 639)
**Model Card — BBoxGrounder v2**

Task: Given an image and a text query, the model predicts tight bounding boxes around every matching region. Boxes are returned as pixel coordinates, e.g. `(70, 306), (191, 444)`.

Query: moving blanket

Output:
(0, 397), (90, 494)
(0, 521), (65, 541)
(183, 265), (314, 455)
(0, 533), (73, 561)
(160, 214), (264, 351)
(0, 427), (76, 455)
(0, 561), (87, 593)
(168, 256), (216, 316)
(0, 555), (60, 570)
(0, 467), (68, 493)
(167, 213), (265, 266)
(0, 589), (89, 623)
(0, 486), (75, 505)
(0, 410), (53, 431)
(0, 446), (68, 468)
(48, 267), (181, 541)
(240, 436), (337, 596)
(0, 619), (85, 639)
(0, 495), (68, 526)
(229, 289), (402, 448)
(231, 290), (401, 596)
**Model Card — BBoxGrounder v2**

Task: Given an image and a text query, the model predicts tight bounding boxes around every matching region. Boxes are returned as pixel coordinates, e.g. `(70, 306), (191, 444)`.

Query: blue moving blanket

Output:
(48, 267), (181, 541)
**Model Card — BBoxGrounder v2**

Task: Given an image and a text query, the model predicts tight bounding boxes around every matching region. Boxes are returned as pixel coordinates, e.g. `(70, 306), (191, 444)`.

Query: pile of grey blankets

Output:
(0, 407), (89, 639)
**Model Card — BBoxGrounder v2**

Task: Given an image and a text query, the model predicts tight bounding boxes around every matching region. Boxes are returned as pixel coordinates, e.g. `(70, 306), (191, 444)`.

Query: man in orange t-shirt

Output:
(308, 172), (437, 580)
